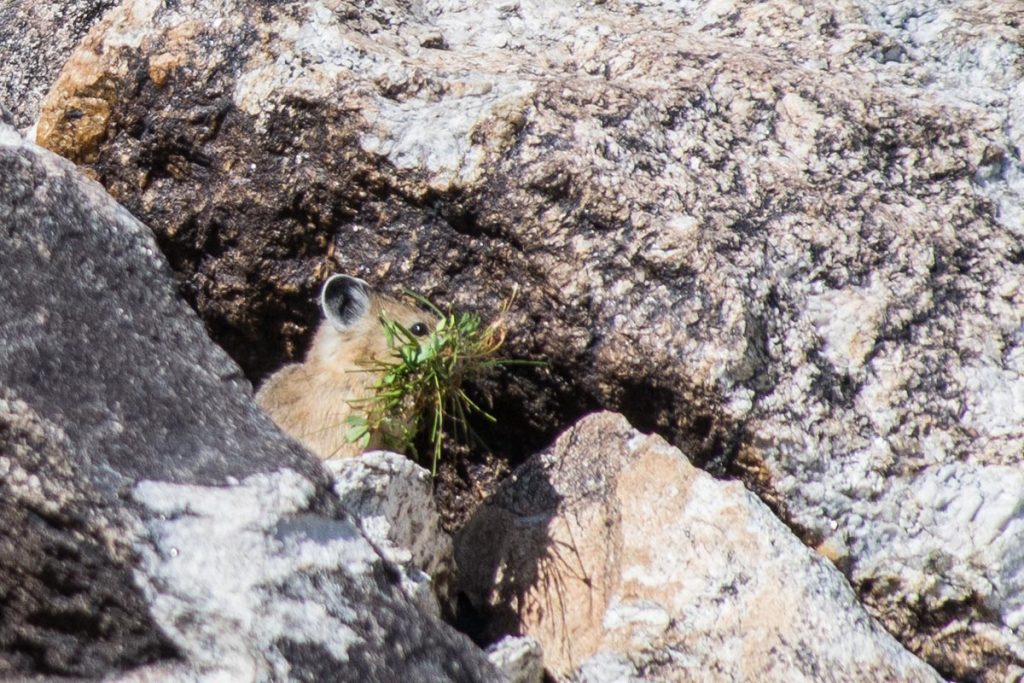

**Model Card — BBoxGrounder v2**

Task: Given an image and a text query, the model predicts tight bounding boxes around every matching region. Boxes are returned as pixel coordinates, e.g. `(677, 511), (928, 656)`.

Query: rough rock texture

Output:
(0, 0), (118, 131)
(0, 392), (174, 676)
(485, 636), (544, 683)
(35, 0), (1024, 678)
(0, 122), (497, 681)
(457, 412), (942, 681)
(328, 451), (455, 615)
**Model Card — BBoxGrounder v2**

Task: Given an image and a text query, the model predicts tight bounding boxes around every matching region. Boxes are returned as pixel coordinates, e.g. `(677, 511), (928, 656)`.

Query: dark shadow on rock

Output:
(609, 375), (743, 478)
(452, 455), (563, 649)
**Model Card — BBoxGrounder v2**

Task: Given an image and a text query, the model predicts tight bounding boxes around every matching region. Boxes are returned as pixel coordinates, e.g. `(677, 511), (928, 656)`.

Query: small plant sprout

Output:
(343, 287), (540, 475)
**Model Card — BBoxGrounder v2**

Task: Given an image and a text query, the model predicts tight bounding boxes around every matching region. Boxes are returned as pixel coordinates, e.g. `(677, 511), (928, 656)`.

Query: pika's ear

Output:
(321, 275), (371, 330)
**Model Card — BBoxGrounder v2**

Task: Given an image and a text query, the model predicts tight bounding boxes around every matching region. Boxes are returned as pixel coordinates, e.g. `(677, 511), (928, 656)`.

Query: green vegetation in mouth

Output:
(345, 289), (543, 476)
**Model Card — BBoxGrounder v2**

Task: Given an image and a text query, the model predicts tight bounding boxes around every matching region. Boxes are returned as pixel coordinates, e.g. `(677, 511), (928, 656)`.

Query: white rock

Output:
(327, 451), (455, 614)
(486, 635), (544, 683)
(132, 469), (383, 679)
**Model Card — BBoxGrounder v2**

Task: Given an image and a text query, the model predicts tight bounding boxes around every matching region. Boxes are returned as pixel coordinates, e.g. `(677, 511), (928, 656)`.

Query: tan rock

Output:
(458, 412), (941, 681)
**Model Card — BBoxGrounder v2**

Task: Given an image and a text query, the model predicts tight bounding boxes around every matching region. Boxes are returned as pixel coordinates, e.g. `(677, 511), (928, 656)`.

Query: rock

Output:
(0, 122), (497, 680)
(0, 0), (118, 131)
(457, 412), (942, 681)
(0, 392), (172, 677)
(34, 0), (1024, 678)
(485, 636), (544, 683)
(573, 651), (641, 683)
(328, 451), (455, 615)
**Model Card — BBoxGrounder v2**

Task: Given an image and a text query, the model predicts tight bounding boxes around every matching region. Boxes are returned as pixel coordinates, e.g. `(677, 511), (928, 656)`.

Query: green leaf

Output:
(344, 421), (369, 444)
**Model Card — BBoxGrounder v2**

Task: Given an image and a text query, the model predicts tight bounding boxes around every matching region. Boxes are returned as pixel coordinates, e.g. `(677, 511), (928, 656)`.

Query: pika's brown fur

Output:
(256, 275), (435, 460)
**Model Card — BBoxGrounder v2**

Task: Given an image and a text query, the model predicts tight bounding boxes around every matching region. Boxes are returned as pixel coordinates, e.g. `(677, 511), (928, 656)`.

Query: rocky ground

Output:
(3, 0), (1024, 680)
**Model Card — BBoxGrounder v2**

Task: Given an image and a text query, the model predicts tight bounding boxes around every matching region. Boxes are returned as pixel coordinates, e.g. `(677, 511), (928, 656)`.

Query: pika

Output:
(256, 274), (435, 460)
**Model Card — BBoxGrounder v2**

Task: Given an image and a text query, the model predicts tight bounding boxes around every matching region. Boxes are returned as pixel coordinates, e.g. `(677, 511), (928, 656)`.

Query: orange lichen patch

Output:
(166, 19), (203, 48)
(152, 20), (204, 85)
(734, 443), (777, 501)
(36, 46), (119, 165)
(815, 536), (847, 566)
(148, 53), (181, 88)
(37, 92), (114, 165)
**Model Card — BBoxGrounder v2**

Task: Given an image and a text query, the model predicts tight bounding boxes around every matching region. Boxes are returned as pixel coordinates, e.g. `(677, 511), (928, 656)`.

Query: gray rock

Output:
(0, 0), (118, 131)
(457, 412), (942, 682)
(0, 392), (172, 676)
(0, 122), (497, 680)
(33, 0), (1024, 678)
(328, 451), (455, 615)
(485, 636), (544, 683)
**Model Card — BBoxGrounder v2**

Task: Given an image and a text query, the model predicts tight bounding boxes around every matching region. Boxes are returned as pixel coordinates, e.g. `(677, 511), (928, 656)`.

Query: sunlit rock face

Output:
(32, 0), (1024, 678)
(457, 411), (944, 682)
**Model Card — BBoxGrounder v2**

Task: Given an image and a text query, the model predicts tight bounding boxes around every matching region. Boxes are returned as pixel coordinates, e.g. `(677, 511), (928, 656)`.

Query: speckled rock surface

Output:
(0, 0), (118, 131)
(34, 0), (1024, 678)
(328, 451), (455, 615)
(457, 412), (942, 681)
(485, 636), (544, 683)
(0, 122), (497, 680)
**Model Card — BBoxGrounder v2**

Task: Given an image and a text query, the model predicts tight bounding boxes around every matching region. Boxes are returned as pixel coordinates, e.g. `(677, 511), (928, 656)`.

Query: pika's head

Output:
(311, 274), (435, 373)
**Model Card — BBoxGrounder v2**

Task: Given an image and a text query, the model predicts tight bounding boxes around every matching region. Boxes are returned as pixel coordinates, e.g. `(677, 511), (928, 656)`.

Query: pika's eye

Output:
(410, 322), (429, 337)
